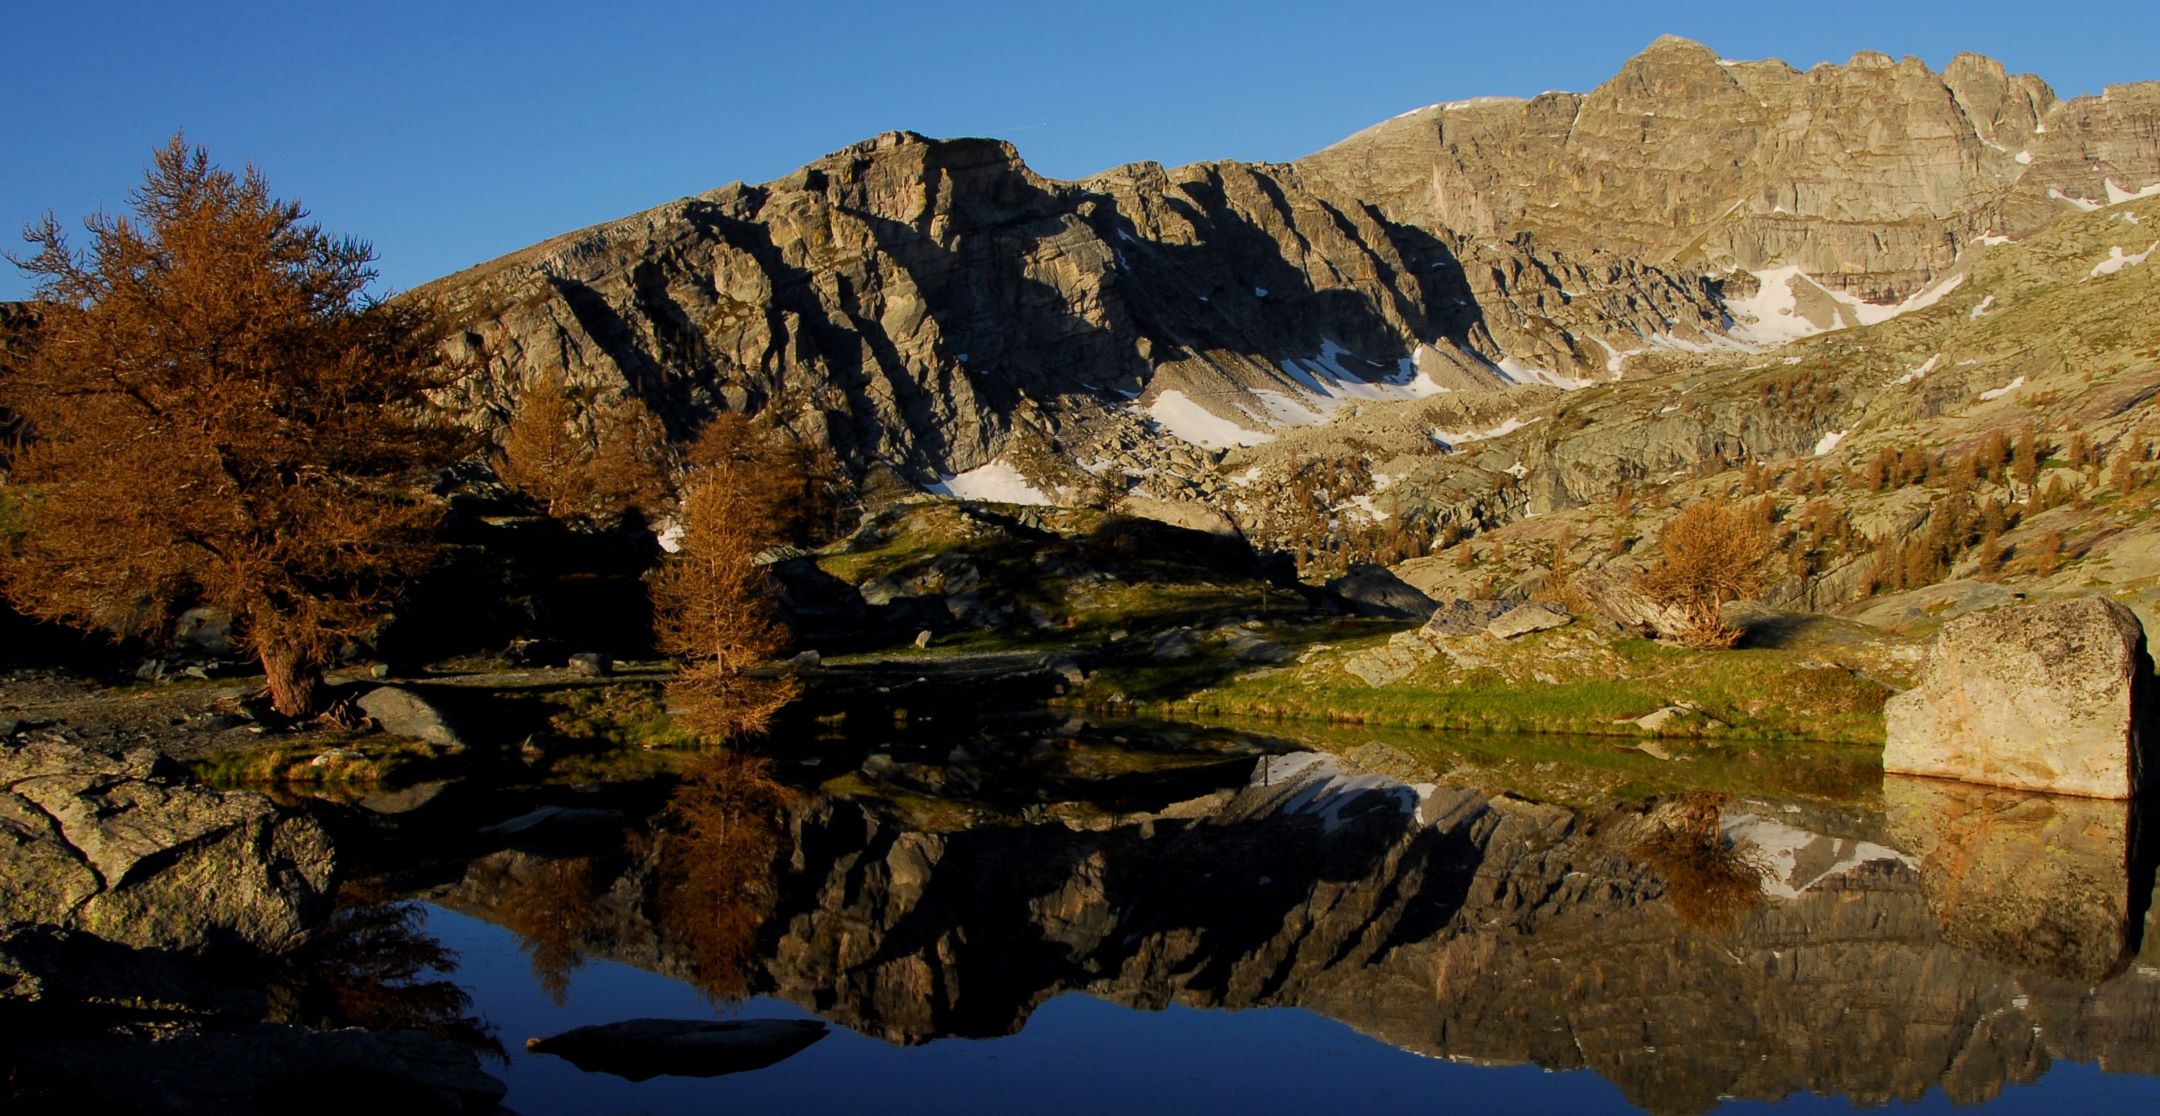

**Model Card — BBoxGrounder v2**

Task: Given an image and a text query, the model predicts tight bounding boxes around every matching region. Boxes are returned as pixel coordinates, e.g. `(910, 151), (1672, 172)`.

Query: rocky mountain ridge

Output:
(1300, 35), (2160, 303)
(406, 35), (2160, 535)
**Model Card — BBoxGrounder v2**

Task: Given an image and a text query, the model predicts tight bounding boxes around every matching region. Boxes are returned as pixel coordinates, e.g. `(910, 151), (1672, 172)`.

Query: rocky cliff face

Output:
(416, 129), (1727, 480)
(1299, 36), (2160, 302)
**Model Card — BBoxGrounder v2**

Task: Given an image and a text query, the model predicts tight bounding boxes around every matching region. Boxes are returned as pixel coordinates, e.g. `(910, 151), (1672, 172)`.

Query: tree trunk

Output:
(260, 640), (322, 718)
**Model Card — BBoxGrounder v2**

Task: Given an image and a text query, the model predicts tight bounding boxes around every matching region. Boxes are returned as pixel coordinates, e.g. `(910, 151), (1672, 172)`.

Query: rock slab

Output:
(0, 742), (336, 951)
(1883, 597), (2155, 799)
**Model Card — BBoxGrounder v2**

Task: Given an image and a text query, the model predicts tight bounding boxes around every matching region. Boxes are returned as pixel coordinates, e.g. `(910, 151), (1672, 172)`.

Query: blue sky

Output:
(6, 1), (2156, 299)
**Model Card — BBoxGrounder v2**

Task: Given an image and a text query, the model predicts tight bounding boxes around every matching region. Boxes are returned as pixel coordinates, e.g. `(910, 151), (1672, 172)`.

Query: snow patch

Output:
(1431, 416), (1535, 449)
(1726, 267), (1963, 344)
(1813, 430), (1848, 456)
(926, 459), (1054, 506)
(1969, 294), (1995, 319)
(2105, 179), (2160, 205)
(2015, 150), (2033, 165)
(2090, 242), (2159, 278)
(2049, 187), (2102, 212)
(1978, 233), (2014, 246)
(1142, 390), (1274, 449)
(1892, 355), (1940, 385)
(1493, 355), (1591, 390)
(1978, 376), (2026, 402)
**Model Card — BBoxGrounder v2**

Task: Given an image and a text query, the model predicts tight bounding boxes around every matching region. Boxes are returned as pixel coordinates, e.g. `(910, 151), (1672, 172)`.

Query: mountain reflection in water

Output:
(388, 722), (2160, 1115)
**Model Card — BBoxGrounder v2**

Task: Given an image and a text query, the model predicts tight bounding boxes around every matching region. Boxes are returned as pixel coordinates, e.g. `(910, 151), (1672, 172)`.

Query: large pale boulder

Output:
(1883, 597), (2155, 798)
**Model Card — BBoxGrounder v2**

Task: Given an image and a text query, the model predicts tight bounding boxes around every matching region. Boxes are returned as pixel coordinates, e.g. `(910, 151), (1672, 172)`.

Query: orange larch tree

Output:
(0, 137), (467, 715)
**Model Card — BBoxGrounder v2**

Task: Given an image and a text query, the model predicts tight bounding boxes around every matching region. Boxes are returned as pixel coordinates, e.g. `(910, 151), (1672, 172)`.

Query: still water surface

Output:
(385, 720), (2160, 1115)
(426, 904), (2160, 1116)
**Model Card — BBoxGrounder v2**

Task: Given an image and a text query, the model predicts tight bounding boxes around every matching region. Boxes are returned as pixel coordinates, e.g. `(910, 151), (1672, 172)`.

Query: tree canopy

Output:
(1, 136), (468, 714)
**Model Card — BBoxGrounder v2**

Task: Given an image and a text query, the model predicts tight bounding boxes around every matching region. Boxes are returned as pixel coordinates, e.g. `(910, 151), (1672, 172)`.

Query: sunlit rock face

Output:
(415, 130), (1728, 477)
(423, 743), (2160, 1115)
(1299, 37), (2160, 302)
(1884, 596), (2156, 798)
(0, 741), (336, 953)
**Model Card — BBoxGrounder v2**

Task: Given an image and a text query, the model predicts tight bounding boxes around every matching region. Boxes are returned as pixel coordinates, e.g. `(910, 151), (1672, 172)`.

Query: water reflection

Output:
(268, 891), (502, 1059)
(399, 723), (2160, 1113)
(1886, 776), (2154, 983)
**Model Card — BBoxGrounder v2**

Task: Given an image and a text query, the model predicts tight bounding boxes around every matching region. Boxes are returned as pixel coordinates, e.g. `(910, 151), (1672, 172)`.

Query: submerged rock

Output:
(1883, 596), (2155, 798)
(526, 1017), (829, 1082)
(0, 741), (336, 952)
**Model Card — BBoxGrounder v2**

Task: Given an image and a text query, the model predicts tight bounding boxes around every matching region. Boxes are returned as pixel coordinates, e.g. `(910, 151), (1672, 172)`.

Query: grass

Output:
(191, 734), (450, 788)
(1074, 623), (1893, 746)
(543, 682), (699, 750)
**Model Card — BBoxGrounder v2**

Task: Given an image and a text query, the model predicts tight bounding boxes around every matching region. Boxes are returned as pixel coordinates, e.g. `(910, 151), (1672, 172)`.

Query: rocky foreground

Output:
(0, 740), (507, 1115)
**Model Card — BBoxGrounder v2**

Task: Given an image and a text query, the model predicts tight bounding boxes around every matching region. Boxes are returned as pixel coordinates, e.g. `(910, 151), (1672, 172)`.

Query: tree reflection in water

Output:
(269, 888), (503, 1058)
(1631, 791), (1768, 933)
(654, 750), (793, 1003)
(500, 857), (608, 1005)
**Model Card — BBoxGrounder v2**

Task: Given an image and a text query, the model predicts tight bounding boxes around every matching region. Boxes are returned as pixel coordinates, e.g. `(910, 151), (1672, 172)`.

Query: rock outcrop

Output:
(416, 129), (1728, 481)
(1884, 596), (2155, 798)
(0, 741), (337, 951)
(1300, 37), (2160, 302)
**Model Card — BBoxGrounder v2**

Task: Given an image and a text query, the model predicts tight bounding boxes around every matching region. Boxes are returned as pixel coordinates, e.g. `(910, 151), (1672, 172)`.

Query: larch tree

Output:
(0, 137), (467, 716)
(493, 372), (672, 525)
(1636, 497), (1775, 649)
(648, 413), (803, 740)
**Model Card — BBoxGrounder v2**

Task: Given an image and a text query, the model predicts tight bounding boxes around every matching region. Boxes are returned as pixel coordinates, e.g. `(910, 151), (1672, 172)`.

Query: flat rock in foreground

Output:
(1884, 597), (2155, 798)
(0, 741), (337, 951)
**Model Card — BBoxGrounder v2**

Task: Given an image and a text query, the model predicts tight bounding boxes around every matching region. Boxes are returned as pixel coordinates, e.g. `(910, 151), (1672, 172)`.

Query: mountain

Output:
(417, 129), (1726, 486)
(1300, 36), (2160, 304)
(412, 36), (2160, 601)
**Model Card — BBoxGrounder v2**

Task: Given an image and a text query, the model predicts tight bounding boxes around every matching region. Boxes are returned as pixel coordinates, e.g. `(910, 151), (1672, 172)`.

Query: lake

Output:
(348, 716), (2160, 1115)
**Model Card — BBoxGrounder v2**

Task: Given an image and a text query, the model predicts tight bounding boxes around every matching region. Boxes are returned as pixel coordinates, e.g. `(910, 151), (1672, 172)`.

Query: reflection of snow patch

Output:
(1813, 430), (1848, 456)
(1141, 390), (1274, 449)
(1253, 287), (1269, 298)
(1979, 376), (2026, 402)
(1722, 815), (1915, 900)
(2091, 242), (2159, 278)
(926, 459), (1054, 505)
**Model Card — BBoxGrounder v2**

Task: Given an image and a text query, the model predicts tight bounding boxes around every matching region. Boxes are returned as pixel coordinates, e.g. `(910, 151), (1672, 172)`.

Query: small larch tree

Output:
(493, 371), (672, 525)
(649, 413), (803, 740)
(0, 137), (467, 715)
(1637, 497), (1775, 649)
